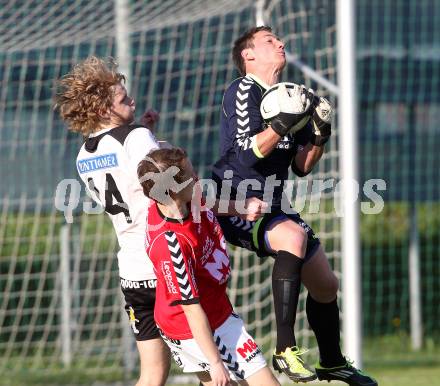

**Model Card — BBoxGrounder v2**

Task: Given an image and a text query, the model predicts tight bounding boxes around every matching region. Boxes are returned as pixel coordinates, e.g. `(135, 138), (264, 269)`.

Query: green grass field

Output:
(3, 365), (439, 386)
(361, 335), (440, 386)
(2, 335), (439, 386)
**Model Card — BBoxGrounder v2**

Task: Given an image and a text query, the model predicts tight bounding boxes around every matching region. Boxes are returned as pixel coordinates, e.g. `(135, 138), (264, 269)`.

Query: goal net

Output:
(0, 0), (340, 382)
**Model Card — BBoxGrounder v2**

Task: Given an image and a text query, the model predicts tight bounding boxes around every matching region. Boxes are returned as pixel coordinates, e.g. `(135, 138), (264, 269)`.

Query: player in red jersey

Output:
(137, 147), (280, 386)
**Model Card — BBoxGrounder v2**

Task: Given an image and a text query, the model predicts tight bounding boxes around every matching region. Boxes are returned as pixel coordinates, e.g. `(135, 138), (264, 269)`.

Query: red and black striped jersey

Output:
(146, 200), (233, 339)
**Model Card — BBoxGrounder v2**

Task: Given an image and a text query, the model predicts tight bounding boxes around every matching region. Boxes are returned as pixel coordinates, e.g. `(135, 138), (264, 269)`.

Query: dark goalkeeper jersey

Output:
(212, 73), (311, 209)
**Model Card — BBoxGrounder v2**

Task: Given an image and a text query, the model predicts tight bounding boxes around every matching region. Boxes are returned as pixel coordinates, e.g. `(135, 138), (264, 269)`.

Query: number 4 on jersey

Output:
(87, 173), (132, 223)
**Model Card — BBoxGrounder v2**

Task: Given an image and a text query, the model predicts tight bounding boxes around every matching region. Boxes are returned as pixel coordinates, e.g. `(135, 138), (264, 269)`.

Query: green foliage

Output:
(360, 202), (440, 245)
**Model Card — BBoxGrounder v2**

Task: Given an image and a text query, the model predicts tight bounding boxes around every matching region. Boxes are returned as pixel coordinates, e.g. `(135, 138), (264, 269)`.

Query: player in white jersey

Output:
(76, 122), (159, 281)
(55, 56), (170, 386)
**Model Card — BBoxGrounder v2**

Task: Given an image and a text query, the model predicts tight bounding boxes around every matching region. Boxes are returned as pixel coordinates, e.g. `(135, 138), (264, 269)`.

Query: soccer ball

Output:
(260, 82), (313, 133)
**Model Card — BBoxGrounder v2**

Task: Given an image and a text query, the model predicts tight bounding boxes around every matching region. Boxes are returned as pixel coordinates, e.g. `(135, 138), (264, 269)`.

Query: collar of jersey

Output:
(246, 73), (270, 90)
(156, 203), (191, 223)
(88, 126), (115, 138)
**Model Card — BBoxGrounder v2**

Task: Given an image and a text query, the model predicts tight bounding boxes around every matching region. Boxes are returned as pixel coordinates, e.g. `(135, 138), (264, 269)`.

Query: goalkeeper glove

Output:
(310, 96), (333, 146)
(260, 82), (314, 137)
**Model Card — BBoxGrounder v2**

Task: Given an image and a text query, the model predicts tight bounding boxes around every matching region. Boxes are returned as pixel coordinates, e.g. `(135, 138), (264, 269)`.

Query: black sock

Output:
(306, 294), (345, 367)
(272, 250), (303, 353)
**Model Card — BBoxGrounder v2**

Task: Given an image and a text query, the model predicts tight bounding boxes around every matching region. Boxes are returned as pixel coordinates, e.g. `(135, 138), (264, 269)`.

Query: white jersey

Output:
(76, 124), (159, 280)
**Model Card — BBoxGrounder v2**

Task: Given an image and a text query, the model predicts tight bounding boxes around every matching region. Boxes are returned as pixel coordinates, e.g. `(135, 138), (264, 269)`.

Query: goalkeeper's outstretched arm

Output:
(292, 141), (325, 176)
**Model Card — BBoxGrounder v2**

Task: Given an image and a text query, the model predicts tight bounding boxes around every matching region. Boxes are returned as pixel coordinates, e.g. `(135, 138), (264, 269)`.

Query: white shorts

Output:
(159, 312), (267, 381)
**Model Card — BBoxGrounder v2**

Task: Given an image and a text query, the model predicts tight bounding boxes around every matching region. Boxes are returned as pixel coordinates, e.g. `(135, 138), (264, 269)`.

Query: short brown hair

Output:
(137, 147), (188, 201)
(232, 26), (272, 76)
(54, 56), (125, 135)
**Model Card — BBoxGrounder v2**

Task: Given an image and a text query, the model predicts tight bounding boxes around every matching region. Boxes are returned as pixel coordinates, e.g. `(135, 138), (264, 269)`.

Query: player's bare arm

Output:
(293, 94), (333, 174)
(252, 127), (283, 157)
(181, 303), (231, 386)
(293, 142), (325, 174)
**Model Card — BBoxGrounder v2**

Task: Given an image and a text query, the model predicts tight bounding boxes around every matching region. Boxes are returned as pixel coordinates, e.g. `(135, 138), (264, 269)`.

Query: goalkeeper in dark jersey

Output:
(212, 26), (377, 386)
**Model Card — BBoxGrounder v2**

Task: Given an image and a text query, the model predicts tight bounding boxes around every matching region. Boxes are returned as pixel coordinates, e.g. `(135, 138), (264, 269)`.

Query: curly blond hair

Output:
(54, 56), (125, 135)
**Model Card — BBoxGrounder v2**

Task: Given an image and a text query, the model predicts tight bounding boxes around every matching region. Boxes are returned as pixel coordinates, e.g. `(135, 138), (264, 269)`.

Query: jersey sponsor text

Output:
(77, 153), (118, 174)
(162, 261), (178, 294)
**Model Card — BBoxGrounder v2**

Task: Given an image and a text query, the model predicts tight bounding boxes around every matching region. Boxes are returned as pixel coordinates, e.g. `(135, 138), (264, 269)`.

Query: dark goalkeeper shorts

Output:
(217, 210), (320, 262)
(120, 278), (160, 341)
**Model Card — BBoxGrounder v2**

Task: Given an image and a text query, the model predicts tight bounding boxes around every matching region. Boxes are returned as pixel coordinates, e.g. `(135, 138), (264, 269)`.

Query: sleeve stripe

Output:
(164, 231), (195, 301)
(235, 79), (253, 150)
(170, 298), (200, 306)
(251, 136), (264, 158)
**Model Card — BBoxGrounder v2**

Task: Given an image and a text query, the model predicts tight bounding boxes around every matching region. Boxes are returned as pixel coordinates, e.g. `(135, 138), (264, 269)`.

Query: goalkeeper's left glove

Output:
(310, 96), (333, 146)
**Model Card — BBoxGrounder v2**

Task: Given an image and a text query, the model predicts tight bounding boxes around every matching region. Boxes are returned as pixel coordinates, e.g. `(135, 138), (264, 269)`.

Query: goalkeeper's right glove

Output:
(310, 96), (333, 146)
(260, 82), (314, 137)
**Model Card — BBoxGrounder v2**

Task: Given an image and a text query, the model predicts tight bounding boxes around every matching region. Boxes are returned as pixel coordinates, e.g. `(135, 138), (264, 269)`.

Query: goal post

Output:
(337, 0), (362, 367)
